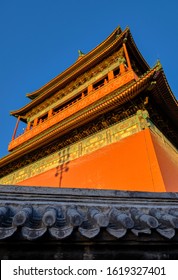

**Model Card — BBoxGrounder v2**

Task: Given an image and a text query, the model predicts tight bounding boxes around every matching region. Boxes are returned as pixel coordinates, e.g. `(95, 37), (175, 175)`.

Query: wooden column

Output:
(12, 116), (20, 140)
(123, 39), (132, 70)
(88, 84), (93, 93)
(33, 118), (38, 127)
(48, 109), (53, 118)
(26, 122), (31, 131)
(119, 63), (126, 74)
(108, 70), (114, 81)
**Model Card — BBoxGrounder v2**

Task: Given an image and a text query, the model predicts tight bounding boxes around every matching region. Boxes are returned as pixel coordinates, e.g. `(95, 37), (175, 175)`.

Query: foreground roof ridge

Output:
(0, 186), (178, 241)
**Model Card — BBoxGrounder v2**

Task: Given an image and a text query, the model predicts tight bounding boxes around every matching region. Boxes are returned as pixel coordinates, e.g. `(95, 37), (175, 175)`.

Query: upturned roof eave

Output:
(151, 67), (178, 125)
(11, 26), (151, 117)
(1, 64), (162, 168)
(10, 28), (176, 120)
(24, 27), (150, 99)
(10, 27), (152, 118)
(10, 26), (125, 117)
(126, 30), (150, 72)
(27, 26), (123, 100)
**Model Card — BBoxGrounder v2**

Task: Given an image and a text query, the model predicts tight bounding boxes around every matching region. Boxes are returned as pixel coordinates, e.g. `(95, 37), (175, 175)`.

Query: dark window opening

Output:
(93, 76), (108, 90)
(82, 89), (88, 97)
(53, 93), (83, 114)
(36, 88), (89, 124)
(38, 113), (48, 124)
(114, 68), (120, 77)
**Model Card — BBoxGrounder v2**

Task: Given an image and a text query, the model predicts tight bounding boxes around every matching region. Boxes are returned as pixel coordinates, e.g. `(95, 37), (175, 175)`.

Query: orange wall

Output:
(18, 129), (168, 192)
(151, 131), (178, 192)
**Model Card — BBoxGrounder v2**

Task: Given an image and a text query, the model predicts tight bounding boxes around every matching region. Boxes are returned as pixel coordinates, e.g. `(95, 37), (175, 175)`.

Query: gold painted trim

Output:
(0, 115), (140, 185)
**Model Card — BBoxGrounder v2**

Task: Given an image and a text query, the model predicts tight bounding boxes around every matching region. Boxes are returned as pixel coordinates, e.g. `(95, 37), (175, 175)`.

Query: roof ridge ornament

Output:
(156, 59), (162, 70)
(78, 50), (85, 57)
(115, 27), (121, 38)
(152, 60), (162, 80)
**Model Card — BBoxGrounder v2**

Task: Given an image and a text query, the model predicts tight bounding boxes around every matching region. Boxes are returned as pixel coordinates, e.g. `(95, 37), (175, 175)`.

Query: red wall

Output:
(151, 131), (178, 192)
(18, 129), (169, 192)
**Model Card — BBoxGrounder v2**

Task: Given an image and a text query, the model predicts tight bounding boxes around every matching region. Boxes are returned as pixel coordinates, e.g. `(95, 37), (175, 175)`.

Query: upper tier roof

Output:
(10, 26), (150, 117)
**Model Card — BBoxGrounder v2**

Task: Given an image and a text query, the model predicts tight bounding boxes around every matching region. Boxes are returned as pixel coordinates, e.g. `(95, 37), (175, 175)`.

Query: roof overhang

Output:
(10, 26), (150, 117)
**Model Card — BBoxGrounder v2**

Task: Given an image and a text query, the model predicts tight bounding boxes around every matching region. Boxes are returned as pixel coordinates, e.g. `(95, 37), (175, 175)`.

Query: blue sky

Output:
(0, 0), (178, 158)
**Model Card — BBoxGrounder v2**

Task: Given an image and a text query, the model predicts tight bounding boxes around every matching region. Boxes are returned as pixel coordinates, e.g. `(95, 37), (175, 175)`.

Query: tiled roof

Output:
(10, 26), (149, 115)
(0, 186), (177, 241)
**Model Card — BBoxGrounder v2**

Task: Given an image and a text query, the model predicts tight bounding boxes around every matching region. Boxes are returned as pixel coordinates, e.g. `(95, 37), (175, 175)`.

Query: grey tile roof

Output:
(0, 186), (178, 241)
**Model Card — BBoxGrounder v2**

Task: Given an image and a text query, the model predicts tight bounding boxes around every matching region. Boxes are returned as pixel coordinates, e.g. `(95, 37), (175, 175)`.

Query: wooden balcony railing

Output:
(8, 69), (137, 151)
